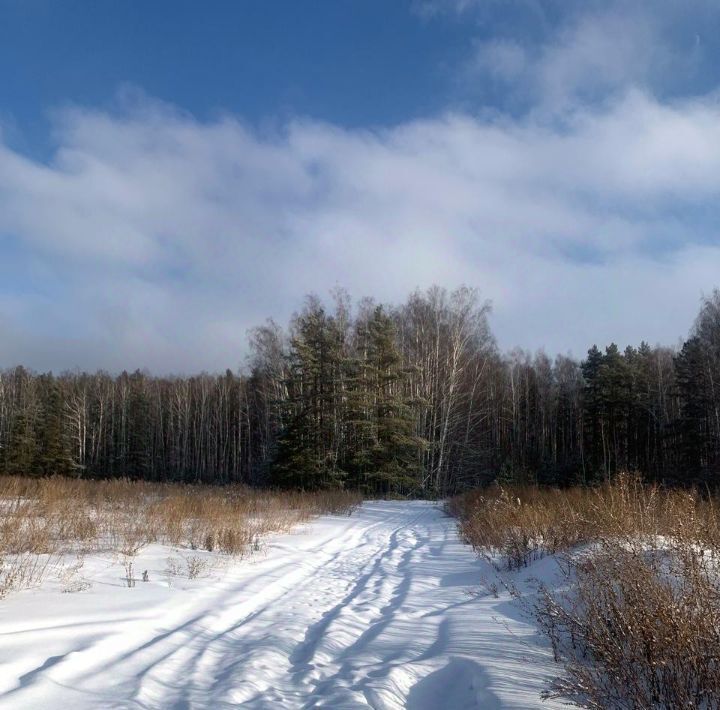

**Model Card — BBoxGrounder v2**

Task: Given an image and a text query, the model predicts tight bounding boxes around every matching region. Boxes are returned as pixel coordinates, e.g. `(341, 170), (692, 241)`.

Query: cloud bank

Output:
(1, 3), (719, 373)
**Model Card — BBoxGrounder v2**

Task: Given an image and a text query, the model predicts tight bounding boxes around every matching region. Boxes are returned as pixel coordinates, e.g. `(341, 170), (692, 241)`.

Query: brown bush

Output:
(450, 475), (720, 707)
(536, 539), (720, 708)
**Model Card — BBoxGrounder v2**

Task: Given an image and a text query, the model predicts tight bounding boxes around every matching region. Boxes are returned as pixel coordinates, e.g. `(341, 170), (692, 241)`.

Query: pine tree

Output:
(34, 376), (74, 476)
(599, 343), (632, 477)
(271, 299), (347, 489)
(675, 337), (710, 479)
(126, 371), (152, 478)
(581, 345), (604, 481)
(4, 407), (38, 476)
(349, 306), (424, 494)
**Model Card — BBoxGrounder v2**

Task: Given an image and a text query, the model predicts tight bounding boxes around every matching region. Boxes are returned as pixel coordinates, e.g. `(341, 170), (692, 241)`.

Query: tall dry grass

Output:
(0, 476), (361, 598)
(450, 476), (720, 707)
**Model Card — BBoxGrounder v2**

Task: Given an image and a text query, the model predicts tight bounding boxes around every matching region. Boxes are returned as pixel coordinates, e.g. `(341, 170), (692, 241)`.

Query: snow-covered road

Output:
(0, 501), (564, 709)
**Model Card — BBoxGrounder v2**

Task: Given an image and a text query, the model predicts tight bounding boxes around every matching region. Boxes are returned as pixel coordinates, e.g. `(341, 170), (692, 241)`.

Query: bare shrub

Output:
(58, 556), (91, 593)
(165, 556), (183, 577)
(184, 555), (209, 579)
(449, 484), (590, 569)
(121, 555), (136, 588)
(0, 552), (54, 598)
(537, 540), (720, 708)
(311, 489), (363, 516)
(216, 526), (251, 555)
(450, 475), (720, 707)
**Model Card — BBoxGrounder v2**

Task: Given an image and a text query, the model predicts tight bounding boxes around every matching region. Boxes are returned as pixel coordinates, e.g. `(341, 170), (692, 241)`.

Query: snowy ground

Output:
(0, 501), (566, 709)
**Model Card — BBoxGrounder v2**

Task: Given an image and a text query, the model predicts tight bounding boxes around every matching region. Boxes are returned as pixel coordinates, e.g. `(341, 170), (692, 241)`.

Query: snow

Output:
(0, 501), (566, 709)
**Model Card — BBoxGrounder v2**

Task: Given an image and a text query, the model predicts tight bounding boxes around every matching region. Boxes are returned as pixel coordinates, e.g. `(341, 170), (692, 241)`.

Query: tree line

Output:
(1, 286), (719, 493)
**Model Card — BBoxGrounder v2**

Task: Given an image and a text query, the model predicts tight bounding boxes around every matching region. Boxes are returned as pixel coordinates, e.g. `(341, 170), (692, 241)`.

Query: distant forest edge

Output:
(2, 286), (720, 494)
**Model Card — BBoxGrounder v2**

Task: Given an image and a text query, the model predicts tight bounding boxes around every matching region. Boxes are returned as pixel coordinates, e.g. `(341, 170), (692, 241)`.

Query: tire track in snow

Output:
(288, 511), (427, 671)
(107, 503), (412, 707)
(0, 501), (569, 710)
(294, 508), (434, 707)
(187, 503), (420, 706)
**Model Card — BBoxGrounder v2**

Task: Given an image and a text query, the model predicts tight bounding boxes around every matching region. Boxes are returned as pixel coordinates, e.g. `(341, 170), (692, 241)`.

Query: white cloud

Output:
(533, 9), (663, 106)
(459, 1), (705, 114)
(0, 88), (719, 373)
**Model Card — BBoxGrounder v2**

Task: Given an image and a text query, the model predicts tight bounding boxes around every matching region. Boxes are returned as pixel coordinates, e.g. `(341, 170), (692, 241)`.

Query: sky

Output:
(1, 0), (720, 373)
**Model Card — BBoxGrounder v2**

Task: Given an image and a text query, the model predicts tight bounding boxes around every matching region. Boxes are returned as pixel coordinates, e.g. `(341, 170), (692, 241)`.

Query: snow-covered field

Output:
(0, 501), (564, 709)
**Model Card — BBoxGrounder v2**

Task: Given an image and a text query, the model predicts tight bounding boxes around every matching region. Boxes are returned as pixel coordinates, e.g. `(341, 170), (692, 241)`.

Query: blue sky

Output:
(1, 0), (720, 372)
(0, 1), (463, 141)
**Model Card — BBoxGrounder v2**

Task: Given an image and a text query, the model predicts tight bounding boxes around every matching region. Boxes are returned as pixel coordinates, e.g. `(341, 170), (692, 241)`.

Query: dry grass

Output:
(450, 475), (720, 708)
(0, 476), (361, 598)
(449, 475), (720, 569)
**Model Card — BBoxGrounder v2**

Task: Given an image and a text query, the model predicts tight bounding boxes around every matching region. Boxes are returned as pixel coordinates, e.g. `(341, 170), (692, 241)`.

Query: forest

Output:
(1, 285), (719, 494)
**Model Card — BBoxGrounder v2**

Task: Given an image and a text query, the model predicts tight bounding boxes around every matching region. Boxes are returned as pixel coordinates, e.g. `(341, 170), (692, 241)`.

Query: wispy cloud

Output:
(452, 0), (708, 113)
